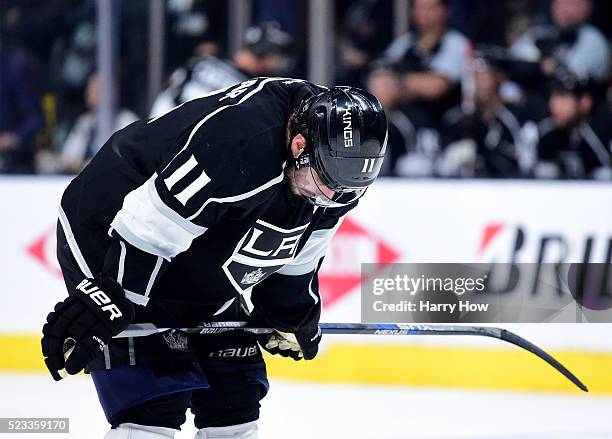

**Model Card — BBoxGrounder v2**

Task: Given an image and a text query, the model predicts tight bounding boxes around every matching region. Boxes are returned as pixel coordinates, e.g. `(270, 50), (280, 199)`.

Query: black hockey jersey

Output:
(440, 103), (535, 178)
(534, 107), (612, 179)
(58, 77), (352, 331)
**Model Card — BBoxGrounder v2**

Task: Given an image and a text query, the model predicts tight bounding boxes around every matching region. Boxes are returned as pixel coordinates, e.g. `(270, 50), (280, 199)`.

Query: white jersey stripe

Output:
(145, 256), (164, 297)
(111, 175), (207, 260)
(117, 240), (127, 285)
(255, 219), (309, 234)
(277, 219), (343, 276)
(162, 77), (291, 173)
(213, 297), (236, 316)
(124, 289), (150, 306)
(147, 83), (235, 125)
(308, 277), (319, 305)
(58, 206), (93, 278)
(147, 102), (187, 125)
(187, 168), (285, 221)
(580, 124), (611, 165)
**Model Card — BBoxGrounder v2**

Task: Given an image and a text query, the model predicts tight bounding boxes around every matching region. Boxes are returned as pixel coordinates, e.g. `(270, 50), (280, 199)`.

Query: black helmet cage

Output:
(291, 86), (388, 198)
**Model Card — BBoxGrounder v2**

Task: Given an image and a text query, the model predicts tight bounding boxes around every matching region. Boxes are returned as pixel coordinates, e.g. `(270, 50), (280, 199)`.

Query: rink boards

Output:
(0, 177), (610, 394)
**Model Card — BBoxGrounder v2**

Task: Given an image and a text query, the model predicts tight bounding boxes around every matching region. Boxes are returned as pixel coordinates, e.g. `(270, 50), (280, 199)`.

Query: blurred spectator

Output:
(254, 0), (297, 37)
(510, 0), (610, 87)
(165, 0), (229, 71)
(150, 21), (293, 117)
(47, 0), (96, 119)
(336, 0), (394, 88)
(0, 41), (44, 173)
(451, 0), (549, 46)
(439, 47), (539, 178)
(532, 70), (612, 179)
(3, 0), (611, 180)
(368, 71), (421, 176)
(0, 0), (78, 70)
(368, 0), (469, 177)
(41, 72), (137, 174)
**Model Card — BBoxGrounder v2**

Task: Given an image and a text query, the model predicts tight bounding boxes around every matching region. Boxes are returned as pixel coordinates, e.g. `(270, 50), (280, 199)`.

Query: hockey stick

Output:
(116, 322), (588, 392)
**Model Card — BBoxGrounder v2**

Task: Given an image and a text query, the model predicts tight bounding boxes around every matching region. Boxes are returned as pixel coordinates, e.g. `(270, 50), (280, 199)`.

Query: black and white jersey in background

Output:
(377, 29), (469, 114)
(59, 77), (351, 332)
(438, 104), (537, 178)
(510, 24), (611, 83)
(150, 55), (248, 118)
(532, 107), (612, 180)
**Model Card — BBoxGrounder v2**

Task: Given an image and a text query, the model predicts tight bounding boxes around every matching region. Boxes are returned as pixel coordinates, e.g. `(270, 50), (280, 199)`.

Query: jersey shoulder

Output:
(148, 77), (327, 186)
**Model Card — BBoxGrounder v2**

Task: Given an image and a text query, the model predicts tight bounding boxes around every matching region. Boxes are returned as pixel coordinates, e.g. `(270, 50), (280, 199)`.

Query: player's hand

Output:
(259, 325), (321, 361)
(41, 276), (135, 381)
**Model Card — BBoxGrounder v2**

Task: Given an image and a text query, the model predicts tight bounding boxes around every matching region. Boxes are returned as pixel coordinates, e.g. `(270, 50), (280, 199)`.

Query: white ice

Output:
(1, 373), (610, 439)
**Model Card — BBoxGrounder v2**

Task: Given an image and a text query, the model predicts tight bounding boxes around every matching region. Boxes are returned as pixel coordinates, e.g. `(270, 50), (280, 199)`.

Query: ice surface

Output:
(1, 373), (610, 438)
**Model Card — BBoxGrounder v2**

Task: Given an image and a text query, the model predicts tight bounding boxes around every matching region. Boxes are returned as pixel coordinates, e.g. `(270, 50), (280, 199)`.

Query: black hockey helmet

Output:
(291, 86), (388, 207)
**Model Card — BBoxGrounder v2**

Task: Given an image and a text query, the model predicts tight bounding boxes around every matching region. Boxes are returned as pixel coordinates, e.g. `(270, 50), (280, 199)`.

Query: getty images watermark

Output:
(361, 263), (612, 323)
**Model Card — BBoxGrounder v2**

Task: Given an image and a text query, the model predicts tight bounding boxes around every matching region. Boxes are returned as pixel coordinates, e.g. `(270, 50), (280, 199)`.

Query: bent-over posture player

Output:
(42, 77), (388, 438)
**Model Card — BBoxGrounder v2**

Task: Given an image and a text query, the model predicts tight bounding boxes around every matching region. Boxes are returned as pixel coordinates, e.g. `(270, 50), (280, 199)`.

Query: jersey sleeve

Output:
(250, 204), (353, 332)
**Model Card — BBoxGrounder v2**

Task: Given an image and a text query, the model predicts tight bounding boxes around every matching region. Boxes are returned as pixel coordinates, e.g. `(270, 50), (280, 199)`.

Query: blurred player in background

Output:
(150, 22), (293, 118)
(439, 46), (540, 178)
(368, 0), (469, 177)
(532, 70), (612, 179)
(511, 0), (610, 95)
(41, 78), (388, 438)
(50, 72), (138, 174)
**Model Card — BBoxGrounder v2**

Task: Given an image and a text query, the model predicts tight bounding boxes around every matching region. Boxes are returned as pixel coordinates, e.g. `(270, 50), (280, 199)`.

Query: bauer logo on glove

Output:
(41, 276), (135, 381)
(75, 279), (124, 321)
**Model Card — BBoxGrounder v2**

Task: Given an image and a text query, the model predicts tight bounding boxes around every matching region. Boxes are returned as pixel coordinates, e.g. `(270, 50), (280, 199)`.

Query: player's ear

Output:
(290, 134), (307, 159)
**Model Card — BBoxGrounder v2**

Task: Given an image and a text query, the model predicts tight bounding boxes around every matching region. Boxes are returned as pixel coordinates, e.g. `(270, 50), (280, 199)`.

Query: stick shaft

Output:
(115, 322), (587, 392)
(117, 322), (496, 337)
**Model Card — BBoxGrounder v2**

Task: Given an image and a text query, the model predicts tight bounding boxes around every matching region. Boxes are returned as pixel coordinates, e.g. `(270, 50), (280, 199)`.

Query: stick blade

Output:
(499, 329), (588, 392)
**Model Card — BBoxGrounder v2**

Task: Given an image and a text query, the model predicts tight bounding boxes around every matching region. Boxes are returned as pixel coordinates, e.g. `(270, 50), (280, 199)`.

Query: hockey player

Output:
(41, 77), (387, 438)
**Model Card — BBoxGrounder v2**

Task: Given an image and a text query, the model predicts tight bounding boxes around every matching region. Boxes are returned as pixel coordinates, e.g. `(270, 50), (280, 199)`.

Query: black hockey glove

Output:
(41, 276), (135, 381)
(255, 314), (322, 361)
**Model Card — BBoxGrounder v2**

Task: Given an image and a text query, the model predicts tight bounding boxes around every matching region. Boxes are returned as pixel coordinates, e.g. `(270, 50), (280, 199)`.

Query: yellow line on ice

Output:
(3, 334), (610, 394)
(1, 334), (46, 372)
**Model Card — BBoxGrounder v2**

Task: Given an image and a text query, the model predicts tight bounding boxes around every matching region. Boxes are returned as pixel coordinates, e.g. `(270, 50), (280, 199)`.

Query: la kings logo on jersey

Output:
(223, 219), (309, 293)
(241, 268), (266, 285)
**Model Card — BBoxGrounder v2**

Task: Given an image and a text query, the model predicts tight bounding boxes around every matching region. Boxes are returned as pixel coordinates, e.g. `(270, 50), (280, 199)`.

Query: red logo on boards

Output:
(318, 218), (400, 307)
(26, 227), (62, 277)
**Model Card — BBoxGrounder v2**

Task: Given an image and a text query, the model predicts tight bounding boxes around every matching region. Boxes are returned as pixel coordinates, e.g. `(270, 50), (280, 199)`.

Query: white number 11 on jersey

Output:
(163, 154), (211, 206)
